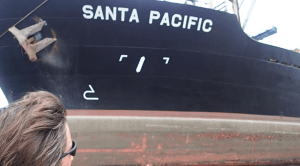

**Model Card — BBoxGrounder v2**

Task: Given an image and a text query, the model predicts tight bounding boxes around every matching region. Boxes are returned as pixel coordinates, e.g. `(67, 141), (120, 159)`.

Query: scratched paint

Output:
(72, 131), (300, 165)
(157, 144), (163, 150)
(67, 111), (300, 165)
(192, 133), (275, 141)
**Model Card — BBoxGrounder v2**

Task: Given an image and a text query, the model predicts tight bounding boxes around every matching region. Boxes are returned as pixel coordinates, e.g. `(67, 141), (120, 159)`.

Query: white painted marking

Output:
(83, 84), (99, 100)
(119, 55), (128, 62)
(0, 87), (8, 108)
(136, 56), (145, 73)
(163, 57), (169, 64)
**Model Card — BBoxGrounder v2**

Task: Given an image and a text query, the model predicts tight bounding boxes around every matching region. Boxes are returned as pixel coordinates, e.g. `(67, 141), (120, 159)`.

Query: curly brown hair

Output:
(0, 91), (67, 166)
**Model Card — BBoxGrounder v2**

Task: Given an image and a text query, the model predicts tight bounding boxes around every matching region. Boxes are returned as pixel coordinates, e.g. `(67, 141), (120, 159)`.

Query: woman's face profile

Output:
(61, 123), (74, 166)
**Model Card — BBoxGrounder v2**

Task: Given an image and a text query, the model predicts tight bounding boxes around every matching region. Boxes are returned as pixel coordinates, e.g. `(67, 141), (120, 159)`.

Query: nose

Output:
(71, 155), (74, 161)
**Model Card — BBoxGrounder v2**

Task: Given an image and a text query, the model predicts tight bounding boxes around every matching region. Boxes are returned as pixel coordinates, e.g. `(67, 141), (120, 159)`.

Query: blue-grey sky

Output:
(163, 0), (300, 50)
(241, 0), (300, 50)
(0, 88), (8, 108)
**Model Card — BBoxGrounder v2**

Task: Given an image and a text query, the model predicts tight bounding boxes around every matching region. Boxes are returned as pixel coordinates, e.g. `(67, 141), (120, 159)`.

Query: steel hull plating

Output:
(1, 0), (300, 117)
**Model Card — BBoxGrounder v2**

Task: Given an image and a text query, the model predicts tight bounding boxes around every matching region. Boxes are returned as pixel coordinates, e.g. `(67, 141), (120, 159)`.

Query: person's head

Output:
(0, 91), (74, 166)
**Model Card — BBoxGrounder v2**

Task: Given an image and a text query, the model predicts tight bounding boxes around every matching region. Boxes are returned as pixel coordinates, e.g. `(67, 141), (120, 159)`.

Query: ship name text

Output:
(82, 5), (213, 33)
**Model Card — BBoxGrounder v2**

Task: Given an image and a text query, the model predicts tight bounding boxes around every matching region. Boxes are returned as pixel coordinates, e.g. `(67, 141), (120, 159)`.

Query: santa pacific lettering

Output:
(149, 11), (212, 32)
(83, 5), (139, 23)
(82, 5), (213, 32)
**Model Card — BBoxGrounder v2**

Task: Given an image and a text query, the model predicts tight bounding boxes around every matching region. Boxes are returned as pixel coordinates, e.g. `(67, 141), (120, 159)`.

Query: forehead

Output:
(65, 123), (72, 150)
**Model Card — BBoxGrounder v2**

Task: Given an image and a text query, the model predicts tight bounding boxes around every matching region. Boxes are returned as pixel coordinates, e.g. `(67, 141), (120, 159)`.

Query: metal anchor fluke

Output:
(8, 21), (56, 62)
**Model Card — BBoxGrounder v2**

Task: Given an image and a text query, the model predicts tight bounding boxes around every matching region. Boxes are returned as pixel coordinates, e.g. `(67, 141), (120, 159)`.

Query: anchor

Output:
(8, 21), (56, 62)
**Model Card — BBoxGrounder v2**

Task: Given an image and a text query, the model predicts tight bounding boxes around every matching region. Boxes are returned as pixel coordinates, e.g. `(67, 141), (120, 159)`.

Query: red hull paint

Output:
(67, 110), (300, 165)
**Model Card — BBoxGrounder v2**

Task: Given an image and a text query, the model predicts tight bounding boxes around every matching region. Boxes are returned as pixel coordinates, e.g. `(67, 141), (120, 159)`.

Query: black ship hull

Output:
(1, 0), (300, 117)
